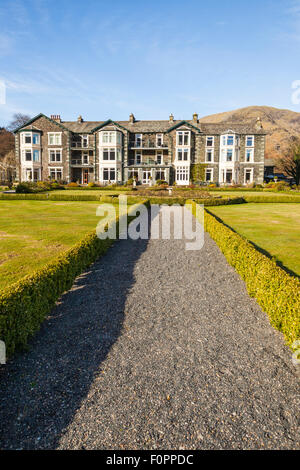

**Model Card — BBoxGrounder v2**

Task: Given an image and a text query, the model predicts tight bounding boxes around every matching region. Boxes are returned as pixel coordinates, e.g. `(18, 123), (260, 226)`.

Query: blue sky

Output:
(1, 0), (300, 125)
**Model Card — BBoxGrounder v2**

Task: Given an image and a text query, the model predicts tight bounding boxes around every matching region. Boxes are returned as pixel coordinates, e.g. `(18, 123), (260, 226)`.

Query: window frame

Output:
(205, 148), (214, 163)
(206, 136), (214, 147)
(205, 168), (213, 182)
(49, 167), (63, 181)
(244, 168), (254, 184)
(245, 148), (254, 162)
(246, 135), (254, 147)
(49, 148), (62, 163)
(176, 130), (190, 146)
(48, 132), (62, 146)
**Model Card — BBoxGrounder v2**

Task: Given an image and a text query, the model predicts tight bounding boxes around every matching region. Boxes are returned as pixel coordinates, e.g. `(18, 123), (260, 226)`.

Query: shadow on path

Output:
(0, 235), (149, 449)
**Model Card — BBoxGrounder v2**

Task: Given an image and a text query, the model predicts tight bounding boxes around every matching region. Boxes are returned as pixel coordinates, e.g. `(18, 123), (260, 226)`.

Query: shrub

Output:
(187, 201), (300, 348)
(67, 182), (79, 188)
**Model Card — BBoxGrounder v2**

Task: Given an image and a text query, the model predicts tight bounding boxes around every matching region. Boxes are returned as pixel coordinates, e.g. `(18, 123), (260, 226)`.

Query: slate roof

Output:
(61, 119), (266, 135)
(15, 113), (266, 135)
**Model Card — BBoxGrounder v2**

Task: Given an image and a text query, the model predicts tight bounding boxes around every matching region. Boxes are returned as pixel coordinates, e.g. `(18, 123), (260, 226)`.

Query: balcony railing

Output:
(130, 141), (168, 149)
(128, 159), (171, 166)
(71, 159), (92, 166)
(71, 141), (94, 148)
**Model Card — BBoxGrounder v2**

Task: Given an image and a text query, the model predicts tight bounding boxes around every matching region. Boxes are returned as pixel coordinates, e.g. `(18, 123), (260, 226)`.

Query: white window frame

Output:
(176, 131), (190, 146)
(48, 148), (62, 163)
(244, 168), (254, 184)
(245, 148), (254, 162)
(102, 167), (116, 182)
(156, 133), (163, 147)
(205, 148), (214, 163)
(156, 150), (163, 164)
(176, 166), (189, 183)
(135, 150), (141, 164)
(49, 167), (63, 180)
(206, 136), (214, 147)
(100, 131), (121, 145)
(205, 168), (213, 182)
(48, 132), (62, 145)
(177, 148), (190, 161)
(226, 149), (233, 162)
(102, 148), (116, 161)
(81, 134), (89, 147)
(246, 135), (254, 147)
(135, 134), (142, 147)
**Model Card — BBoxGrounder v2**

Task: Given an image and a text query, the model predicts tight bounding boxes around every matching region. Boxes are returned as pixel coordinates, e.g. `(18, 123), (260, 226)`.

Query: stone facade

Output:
(14, 113), (266, 185)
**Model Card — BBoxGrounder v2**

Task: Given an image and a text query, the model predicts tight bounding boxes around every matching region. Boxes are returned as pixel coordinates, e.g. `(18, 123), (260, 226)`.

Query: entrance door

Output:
(72, 168), (82, 183)
(83, 169), (89, 185)
(142, 170), (151, 185)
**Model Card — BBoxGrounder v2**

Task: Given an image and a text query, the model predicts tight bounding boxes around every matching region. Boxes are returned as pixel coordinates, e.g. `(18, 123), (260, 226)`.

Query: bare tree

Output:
(278, 140), (300, 185)
(0, 128), (14, 159)
(6, 113), (31, 132)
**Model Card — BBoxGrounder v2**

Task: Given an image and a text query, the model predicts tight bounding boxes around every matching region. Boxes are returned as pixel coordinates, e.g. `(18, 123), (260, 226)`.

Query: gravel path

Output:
(0, 208), (299, 450)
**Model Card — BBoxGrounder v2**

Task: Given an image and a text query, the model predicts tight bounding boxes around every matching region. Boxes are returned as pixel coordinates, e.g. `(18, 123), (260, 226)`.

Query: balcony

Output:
(130, 140), (168, 150)
(71, 158), (93, 166)
(127, 158), (171, 166)
(71, 141), (94, 149)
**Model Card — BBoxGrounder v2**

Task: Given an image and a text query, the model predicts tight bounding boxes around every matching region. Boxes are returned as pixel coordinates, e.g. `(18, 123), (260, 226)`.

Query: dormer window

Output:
(177, 131), (190, 146)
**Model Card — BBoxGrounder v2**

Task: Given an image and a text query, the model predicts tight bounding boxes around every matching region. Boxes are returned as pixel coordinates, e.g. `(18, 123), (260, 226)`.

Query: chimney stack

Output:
(193, 112), (198, 123)
(50, 115), (61, 122)
(169, 113), (174, 123)
(77, 115), (83, 123)
(255, 116), (263, 130)
(129, 113), (135, 123)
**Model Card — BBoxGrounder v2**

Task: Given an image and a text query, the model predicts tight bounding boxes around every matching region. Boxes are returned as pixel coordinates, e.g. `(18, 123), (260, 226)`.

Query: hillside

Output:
(199, 106), (300, 161)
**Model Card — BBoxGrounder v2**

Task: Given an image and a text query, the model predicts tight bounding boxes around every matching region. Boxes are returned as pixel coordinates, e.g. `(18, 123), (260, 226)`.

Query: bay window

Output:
(176, 166), (189, 182)
(177, 131), (190, 146)
(103, 148), (116, 160)
(177, 148), (189, 161)
(103, 168), (116, 182)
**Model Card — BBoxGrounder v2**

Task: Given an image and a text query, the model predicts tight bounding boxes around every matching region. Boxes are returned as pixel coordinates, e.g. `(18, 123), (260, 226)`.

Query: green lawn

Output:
(0, 200), (117, 290)
(208, 203), (300, 277)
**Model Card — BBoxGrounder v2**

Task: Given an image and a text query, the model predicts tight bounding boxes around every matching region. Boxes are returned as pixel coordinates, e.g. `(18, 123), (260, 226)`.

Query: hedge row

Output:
(187, 201), (300, 347)
(144, 196), (245, 206)
(0, 205), (145, 358)
(244, 194), (300, 203)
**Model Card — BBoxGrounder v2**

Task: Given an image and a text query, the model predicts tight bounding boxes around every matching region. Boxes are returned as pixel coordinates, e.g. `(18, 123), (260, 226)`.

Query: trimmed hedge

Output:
(187, 201), (300, 347)
(244, 194), (300, 203)
(144, 196), (245, 206)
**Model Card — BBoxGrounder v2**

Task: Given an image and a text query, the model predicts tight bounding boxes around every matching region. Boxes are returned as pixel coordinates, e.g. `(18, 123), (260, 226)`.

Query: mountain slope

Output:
(199, 106), (300, 160)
